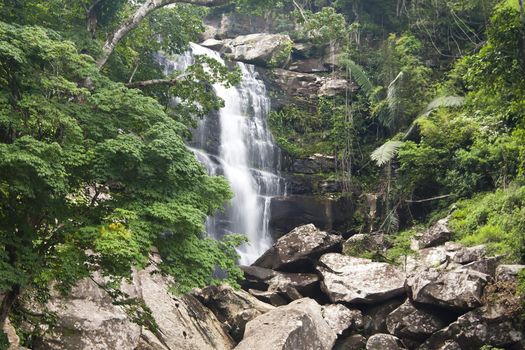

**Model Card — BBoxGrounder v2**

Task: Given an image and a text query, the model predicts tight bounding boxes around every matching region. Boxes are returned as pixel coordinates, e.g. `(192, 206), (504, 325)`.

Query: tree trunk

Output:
(520, 0), (525, 67)
(95, 0), (229, 69)
(0, 285), (20, 327)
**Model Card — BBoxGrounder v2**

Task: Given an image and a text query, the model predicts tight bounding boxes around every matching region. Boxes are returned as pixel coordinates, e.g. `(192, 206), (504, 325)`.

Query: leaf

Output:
(382, 71), (404, 129)
(371, 140), (404, 166)
(420, 96), (465, 116)
(341, 58), (375, 96)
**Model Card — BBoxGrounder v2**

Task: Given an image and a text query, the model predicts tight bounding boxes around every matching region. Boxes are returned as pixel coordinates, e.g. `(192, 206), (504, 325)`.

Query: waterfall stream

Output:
(163, 44), (284, 264)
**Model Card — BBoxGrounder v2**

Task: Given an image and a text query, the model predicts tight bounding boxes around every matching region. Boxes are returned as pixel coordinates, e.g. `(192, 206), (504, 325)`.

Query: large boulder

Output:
(411, 218), (452, 250)
(496, 264), (525, 282)
(29, 256), (234, 350)
(225, 34), (293, 67)
(321, 304), (364, 335)
(366, 334), (406, 350)
(406, 267), (490, 310)
(386, 299), (447, 342)
(317, 253), (406, 304)
(193, 285), (274, 342)
(419, 304), (524, 349)
(343, 232), (391, 257)
(234, 298), (337, 350)
(254, 224), (342, 271)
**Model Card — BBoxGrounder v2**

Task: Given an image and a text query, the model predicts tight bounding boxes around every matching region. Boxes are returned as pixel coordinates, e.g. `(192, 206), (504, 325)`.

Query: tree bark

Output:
(95, 0), (230, 69)
(519, 0), (525, 67)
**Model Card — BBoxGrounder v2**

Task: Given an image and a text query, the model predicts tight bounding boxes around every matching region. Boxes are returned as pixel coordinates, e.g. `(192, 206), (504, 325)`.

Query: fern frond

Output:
(341, 58), (375, 96)
(382, 72), (404, 129)
(371, 140), (404, 166)
(421, 96), (465, 116)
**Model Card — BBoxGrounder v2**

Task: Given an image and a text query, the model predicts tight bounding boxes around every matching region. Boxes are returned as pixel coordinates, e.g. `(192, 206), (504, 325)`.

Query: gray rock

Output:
(254, 224), (342, 271)
(193, 285), (274, 342)
(343, 232), (391, 257)
(321, 304), (363, 335)
(362, 298), (405, 334)
(291, 154), (336, 174)
(386, 299), (446, 341)
(463, 256), (501, 277)
(366, 334), (406, 350)
(234, 298), (337, 350)
(317, 253), (406, 304)
(406, 268), (489, 310)
(225, 34), (293, 67)
(411, 218), (452, 250)
(419, 303), (525, 349)
(319, 78), (350, 97)
(496, 264), (525, 282)
(31, 256), (234, 350)
(451, 245), (486, 264)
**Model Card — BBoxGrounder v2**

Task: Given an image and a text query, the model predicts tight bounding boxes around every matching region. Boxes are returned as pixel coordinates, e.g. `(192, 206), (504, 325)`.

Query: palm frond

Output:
(371, 140), (404, 167)
(382, 72), (404, 129)
(341, 58), (375, 96)
(421, 96), (465, 116)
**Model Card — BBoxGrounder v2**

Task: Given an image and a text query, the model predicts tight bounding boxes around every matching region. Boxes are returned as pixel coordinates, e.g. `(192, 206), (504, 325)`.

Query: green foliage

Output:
(450, 186), (525, 262)
(0, 1), (244, 331)
(385, 228), (418, 264)
(294, 7), (347, 45)
(371, 141), (404, 166)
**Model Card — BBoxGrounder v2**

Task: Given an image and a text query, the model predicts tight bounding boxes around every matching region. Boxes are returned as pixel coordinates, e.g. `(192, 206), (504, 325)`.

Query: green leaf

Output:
(371, 140), (405, 166)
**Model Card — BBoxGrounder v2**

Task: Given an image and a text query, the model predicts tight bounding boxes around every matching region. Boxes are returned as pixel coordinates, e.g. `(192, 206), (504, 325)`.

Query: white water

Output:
(165, 44), (284, 264)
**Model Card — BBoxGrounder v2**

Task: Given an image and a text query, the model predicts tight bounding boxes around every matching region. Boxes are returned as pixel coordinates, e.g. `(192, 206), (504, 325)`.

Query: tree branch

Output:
(96, 0), (229, 69)
(405, 194), (451, 203)
(126, 73), (190, 88)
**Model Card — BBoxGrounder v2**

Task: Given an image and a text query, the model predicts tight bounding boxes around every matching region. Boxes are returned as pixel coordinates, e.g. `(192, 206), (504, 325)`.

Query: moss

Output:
(385, 228), (419, 264)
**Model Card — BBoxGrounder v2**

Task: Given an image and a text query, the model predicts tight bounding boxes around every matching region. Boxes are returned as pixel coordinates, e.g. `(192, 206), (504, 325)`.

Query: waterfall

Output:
(164, 44), (284, 264)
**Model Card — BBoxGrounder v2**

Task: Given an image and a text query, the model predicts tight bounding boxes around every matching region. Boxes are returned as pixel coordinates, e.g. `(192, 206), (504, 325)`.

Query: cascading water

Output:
(163, 44), (284, 264)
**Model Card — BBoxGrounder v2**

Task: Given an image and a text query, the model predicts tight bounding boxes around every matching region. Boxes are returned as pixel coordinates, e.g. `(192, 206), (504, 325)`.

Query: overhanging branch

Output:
(96, 0), (230, 69)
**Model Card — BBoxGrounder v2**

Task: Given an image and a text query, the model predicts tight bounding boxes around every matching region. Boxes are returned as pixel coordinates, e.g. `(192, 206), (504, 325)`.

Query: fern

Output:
(421, 96), (465, 116)
(341, 58), (375, 96)
(371, 140), (404, 166)
(381, 72), (404, 129)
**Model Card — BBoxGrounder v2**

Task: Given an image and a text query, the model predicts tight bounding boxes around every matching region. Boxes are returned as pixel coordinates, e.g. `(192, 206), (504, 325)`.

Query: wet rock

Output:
(234, 298), (337, 350)
(291, 154), (336, 174)
(496, 264), (525, 282)
(269, 195), (353, 239)
(366, 334), (406, 350)
(406, 268), (489, 310)
(317, 253), (406, 304)
(289, 58), (329, 73)
(419, 303), (525, 349)
(411, 218), (452, 250)
(193, 285), (274, 342)
(254, 224), (342, 271)
(321, 304), (364, 335)
(386, 299), (447, 341)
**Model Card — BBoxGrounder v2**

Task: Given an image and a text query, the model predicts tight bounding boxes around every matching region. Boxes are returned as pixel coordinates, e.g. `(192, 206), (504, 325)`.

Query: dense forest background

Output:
(0, 0), (524, 346)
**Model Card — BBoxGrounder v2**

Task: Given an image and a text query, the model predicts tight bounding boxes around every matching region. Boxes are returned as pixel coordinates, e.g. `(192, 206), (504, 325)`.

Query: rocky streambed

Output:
(6, 220), (524, 350)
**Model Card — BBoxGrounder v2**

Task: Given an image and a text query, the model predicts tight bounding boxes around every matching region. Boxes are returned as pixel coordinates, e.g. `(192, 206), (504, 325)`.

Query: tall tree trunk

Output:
(95, 0), (229, 69)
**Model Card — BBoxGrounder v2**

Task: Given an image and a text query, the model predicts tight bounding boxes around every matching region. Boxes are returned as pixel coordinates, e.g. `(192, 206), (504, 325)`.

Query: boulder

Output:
(269, 195), (353, 239)
(254, 224), (342, 271)
(291, 154), (336, 174)
(321, 304), (364, 335)
(496, 264), (525, 282)
(289, 58), (329, 73)
(343, 232), (391, 257)
(225, 34), (293, 67)
(247, 289), (288, 306)
(366, 334), (406, 350)
(419, 304), (525, 349)
(317, 253), (406, 304)
(30, 256), (234, 350)
(234, 298), (337, 350)
(319, 78), (350, 97)
(362, 298), (405, 335)
(193, 285), (274, 342)
(386, 299), (447, 341)
(406, 268), (490, 310)
(450, 245), (486, 264)
(411, 218), (452, 250)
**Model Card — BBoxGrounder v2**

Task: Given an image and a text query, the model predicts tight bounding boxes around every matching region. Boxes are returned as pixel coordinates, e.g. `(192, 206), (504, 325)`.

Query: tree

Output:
(0, 0), (246, 333)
